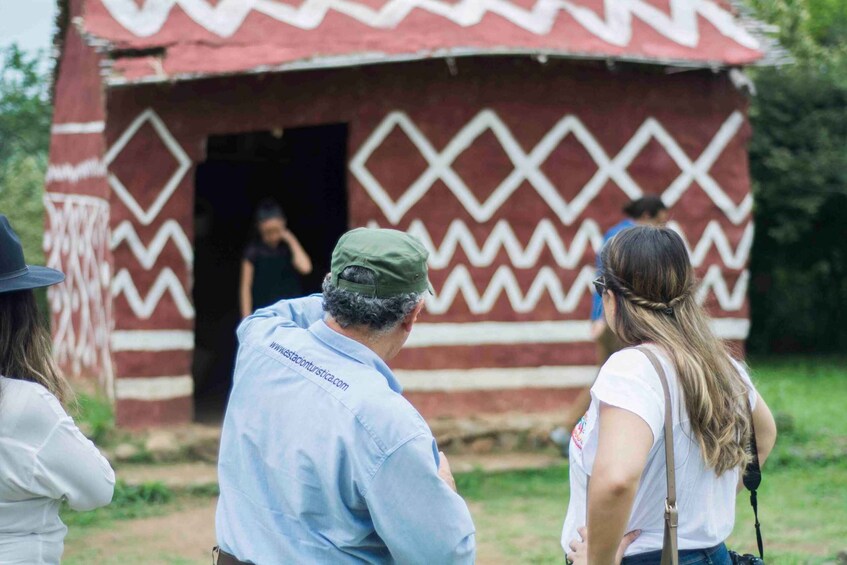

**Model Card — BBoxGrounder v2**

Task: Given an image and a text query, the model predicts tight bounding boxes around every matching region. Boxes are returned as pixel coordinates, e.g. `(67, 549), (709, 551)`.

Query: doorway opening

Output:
(192, 124), (348, 420)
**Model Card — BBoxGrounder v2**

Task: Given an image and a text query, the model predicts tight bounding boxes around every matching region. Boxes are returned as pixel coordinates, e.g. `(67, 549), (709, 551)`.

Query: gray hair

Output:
(322, 267), (423, 332)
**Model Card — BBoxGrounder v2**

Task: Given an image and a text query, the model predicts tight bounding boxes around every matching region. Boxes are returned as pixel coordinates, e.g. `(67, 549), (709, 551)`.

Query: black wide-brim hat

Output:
(0, 215), (64, 293)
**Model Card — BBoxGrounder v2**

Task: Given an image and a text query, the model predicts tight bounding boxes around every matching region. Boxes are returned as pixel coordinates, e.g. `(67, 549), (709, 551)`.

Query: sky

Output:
(0, 0), (59, 54)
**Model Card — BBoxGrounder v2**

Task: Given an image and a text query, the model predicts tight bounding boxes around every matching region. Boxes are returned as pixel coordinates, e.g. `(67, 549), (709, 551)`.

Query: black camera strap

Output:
(743, 408), (764, 561)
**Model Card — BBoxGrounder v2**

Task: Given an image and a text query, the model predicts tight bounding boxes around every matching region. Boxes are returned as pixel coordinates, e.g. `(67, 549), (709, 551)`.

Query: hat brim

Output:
(0, 266), (65, 294)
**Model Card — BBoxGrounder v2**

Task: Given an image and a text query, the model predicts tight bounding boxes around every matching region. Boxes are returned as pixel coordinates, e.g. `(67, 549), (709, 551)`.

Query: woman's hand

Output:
(566, 527), (641, 565)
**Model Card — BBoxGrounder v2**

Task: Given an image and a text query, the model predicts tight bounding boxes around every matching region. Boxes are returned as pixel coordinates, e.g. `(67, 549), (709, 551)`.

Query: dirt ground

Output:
(63, 498), (218, 565)
(64, 498), (514, 565)
(62, 453), (562, 564)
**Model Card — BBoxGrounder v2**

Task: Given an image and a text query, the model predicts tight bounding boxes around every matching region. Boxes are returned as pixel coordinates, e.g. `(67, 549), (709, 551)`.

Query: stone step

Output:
(116, 452), (564, 489)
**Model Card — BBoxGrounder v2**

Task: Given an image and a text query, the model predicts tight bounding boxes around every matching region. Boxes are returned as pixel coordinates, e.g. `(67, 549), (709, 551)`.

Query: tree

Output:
(0, 45), (53, 265)
(745, 0), (847, 353)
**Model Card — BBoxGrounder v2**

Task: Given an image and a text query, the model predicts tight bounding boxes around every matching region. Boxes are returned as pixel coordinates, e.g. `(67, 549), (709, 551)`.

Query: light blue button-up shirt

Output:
(216, 295), (476, 564)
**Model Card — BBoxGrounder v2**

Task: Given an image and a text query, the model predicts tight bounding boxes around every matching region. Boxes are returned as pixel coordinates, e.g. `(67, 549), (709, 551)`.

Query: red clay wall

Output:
(101, 58), (752, 425)
(45, 0), (114, 393)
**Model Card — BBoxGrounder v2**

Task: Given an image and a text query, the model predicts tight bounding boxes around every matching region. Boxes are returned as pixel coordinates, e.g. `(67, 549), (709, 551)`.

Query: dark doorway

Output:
(192, 124), (348, 420)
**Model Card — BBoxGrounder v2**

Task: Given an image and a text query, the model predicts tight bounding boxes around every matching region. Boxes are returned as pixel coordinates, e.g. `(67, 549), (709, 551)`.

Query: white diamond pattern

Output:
(351, 109), (750, 226)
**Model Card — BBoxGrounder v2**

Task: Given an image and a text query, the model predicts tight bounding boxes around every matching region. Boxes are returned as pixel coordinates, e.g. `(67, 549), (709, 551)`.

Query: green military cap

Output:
(331, 228), (434, 298)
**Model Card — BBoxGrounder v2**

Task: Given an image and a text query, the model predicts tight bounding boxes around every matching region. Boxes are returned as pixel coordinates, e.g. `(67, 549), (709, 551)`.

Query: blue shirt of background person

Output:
(216, 228), (476, 564)
(590, 218), (636, 321)
(590, 195), (670, 322)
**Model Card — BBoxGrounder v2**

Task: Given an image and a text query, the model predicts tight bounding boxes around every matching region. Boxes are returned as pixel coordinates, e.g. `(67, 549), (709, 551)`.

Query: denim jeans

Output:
(620, 543), (731, 565)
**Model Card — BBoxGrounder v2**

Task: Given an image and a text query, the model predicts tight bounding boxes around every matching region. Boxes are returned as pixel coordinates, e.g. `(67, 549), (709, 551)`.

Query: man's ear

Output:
(401, 300), (425, 332)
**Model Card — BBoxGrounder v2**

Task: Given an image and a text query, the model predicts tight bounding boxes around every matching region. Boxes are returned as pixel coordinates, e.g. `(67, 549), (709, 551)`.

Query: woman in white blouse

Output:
(0, 215), (115, 564)
(562, 226), (777, 565)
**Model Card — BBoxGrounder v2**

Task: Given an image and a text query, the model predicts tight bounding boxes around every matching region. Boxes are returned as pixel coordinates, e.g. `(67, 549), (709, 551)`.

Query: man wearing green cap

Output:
(215, 228), (476, 564)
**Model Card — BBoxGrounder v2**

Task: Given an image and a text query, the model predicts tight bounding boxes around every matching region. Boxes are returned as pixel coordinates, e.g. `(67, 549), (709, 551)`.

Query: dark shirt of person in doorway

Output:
(240, 199), (312, 318)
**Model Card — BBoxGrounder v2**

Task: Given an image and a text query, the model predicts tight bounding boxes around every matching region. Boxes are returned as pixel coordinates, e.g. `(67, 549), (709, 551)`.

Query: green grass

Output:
(61, 481), (175, 529)
(457, 459), (847, 564)
(59, 358), (847, 564)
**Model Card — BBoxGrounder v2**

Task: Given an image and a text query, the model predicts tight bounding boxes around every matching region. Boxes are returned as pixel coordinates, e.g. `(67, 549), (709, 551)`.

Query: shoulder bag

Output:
(635, 346), (766, 565)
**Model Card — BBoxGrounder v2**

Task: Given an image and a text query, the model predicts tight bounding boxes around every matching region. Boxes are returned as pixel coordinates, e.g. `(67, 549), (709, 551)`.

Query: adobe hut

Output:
(46, 0), (762, 426)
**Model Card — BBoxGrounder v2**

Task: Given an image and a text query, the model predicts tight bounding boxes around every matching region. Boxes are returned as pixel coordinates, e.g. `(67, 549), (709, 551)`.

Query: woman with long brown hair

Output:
(0, 216), (114, 563)
(561, 226), (777, 565)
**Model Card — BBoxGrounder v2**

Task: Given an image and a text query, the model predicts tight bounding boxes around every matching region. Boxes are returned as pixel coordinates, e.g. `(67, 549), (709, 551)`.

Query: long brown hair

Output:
(601, 226), (751, 475)
(0, 290), (72, 405)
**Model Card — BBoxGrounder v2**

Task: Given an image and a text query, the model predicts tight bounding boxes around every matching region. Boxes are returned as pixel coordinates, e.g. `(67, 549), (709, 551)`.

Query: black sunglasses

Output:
(592, 276), (607, 297)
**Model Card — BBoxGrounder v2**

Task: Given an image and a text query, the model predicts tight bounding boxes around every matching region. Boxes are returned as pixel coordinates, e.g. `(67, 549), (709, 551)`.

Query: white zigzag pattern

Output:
(43, 193), (114, 394)
(369, 218), (751, 313)
(112, 268), (196, 319)
(697, 265), (748, 311)
(106, 109), (195, 322)
(406, 219), (603, 269)
(100, 0), (758, 50)
(668, 220), (753, 270)
(427, 264), (597, 314)
(45, 158), (106, 184)
(111, 220), (193, 270)
(427, 264), (748, 314)
(351, 110), (751, 227)
(375, 218), (752, 270)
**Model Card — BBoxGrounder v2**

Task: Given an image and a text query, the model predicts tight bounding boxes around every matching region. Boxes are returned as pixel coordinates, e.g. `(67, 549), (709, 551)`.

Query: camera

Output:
(729, 550), (765, 565)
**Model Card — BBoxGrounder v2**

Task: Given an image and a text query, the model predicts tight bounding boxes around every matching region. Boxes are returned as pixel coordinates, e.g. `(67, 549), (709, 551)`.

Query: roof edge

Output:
(104, 48), (759, 88)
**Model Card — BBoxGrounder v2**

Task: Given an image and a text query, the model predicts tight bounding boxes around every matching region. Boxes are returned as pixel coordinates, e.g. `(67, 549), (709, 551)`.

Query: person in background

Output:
(0, 215), (115, 564)
(562, 226), (776, 565)
(552, 196), (669, 451)
(240, 198), (312, 318)
(591, 195), (669, 365)
(215, 228), (475, 564)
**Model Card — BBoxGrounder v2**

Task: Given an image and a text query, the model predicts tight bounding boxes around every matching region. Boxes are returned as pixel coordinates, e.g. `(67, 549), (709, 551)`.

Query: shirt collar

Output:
(308, 320), (403, 394)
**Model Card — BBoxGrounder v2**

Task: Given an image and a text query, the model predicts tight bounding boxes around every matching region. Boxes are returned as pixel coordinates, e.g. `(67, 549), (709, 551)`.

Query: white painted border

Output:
(395, 365), (597, 392)
(51, 121), (106, 135)
(45, 158), (107, 184)
(407, 321), (591, 347)
(114, 375), (194, 400)
(111, 330), (194, 351)
(45, 192), (110, 207)
(710, 318), (751, 340)
(407, 318), (749, 347)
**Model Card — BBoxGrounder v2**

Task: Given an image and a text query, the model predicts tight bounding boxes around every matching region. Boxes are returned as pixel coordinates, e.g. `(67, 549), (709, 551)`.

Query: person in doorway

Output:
(0, 215), (115, 564)
(239, 198), (312, 318)
(561, 225), (777, 565)
(215, 228), (475, 564)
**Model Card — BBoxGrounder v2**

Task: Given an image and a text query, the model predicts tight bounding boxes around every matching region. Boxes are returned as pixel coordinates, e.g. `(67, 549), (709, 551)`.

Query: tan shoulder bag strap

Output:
(635, 346), (678, 565)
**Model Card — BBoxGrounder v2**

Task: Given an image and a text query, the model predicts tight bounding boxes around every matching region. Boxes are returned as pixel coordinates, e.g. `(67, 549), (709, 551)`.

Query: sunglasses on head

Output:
(592, 276), (607, 297)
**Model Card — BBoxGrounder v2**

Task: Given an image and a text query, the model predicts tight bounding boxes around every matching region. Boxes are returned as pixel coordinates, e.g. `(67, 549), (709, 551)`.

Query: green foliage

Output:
(0, 45), (52, 166)
(0, 46), (52, 273)
(61, 481), (174, 528)
(745, 1), (847, 353)
(71, 393), (116, 445)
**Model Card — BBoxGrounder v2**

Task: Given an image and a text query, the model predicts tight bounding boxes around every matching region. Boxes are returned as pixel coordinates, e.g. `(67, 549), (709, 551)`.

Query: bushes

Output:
(745, 1), (847, 354)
